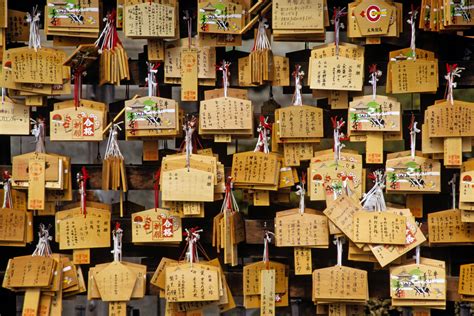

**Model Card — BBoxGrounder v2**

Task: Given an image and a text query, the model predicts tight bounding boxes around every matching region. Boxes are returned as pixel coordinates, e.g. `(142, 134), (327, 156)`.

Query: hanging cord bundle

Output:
(2, 171), (12, 209)
(445, 64), (464, 105)
(332, 7), (347, 57)
(26, 6), (41, 51)
(217, 60), (231, 98)
(262, 228), (275, 269)
(292, 64), (304, 106)
(368, 64), (382, 101)
(102, 123), (127, 191)
(180, 227), (206, 266)
(250, 17), (273, 84)
(331, 116), (347, 167)
(408, 113), (420, 161)
(361, 170), (387, 212)
(221, 177), (239, 215)
(407, 5), (419, 60)
(31, 117), (46, 153)
(179, 116), (202, 171)
(295, 172), (306, 214)
(146, 62), (160, 97)
(95, 10), (130, 85)
(254, 116), (271, 153)
(32, 224), (52, 257)
(111, 223), (123, 262)
(77, 167), (90, 218)
(334, 236), (345, 266)
(449, 174), (457, 210)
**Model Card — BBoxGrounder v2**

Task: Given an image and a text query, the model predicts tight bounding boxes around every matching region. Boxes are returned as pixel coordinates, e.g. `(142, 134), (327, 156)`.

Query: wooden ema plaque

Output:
(390, 263), (446, 300)
(386, 48), (438, 94)
(231, 151), (280, 188)
(425, 100), (474, 138)
(274, 208), (329, 247)
(352, 211), (406, 245)
(312, 266), (368, 302)
(198, 1), (243, 35)
(385, 155), (441, 193)
(348, 95), (401, 132)
(131, 208), (182, 243)
(243, 261), (288, 302)
(276, 105), (324, 139)
(0, 97), (29, 135)
(309, 151), (363, 201)
(56, 208), (111, 250)
(165, 263), (220, 302)
(428, 209), (474, 244)
(308, 43), (365, 91)
(370, 208), (426, 267)
(50, 105), (105, 141)
(125, 96), (178, 134)
(199, 97), (253, 132)
(161, 168), (214, 202)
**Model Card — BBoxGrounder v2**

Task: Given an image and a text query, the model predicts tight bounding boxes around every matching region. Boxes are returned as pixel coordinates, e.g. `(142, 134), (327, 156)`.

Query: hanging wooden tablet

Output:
(125, 96), (179, 139)
(428, 209), (474, 245)
(124, 2), (175, 38)
(95, 10), (130, 86)
(309, 150), (364, 202)
(0, 97), (29, 135)
(199, 97), (253, 138)
(348, 0), (402, 39)
(308, 42), (365, 91)
(131, 208), (182, 243)
(50, 100), (106, 141)
(390, 263), (446, 304)
(88, 225), (146, 311)
(386, 47), (439, 93)
(312, 265), (369, 303)
(274, 208), (329, 247)
(385, 154), (441, 193)
(198, 1), (243, 34)
(45, 0), (100, 38)
(181, 47), (198, 101)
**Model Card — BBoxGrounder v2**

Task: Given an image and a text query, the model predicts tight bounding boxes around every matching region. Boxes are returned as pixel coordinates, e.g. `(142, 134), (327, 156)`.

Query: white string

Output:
(26, 7), (41, 51)
(112, 226), (123, 262)
(32, 224), (52, 257)
(183, 122), (195, 171)
(218, 61), (231, 98)
(254, 117), (270, 153)
(2, 177), (12, 209)
(410, 121), (420, 161)
(415, 245), (420, 265)
(254, 18), (271, 51)
(296, 184), (305, 215)
(262, 230), (274, 263)
(368, 68), (382, 101)
(333, 119), (346, 167)
(95, 13), (116, 53)
(292, 65), (304, 106)
(361, 170), (387, 212)
(104, 123), (124, 160)
(1, 87), (5, 105)
(333, 8), (346, 57)
(334, 236), (345, 266)
(31, 118), (45, 153)
(146, 62), (158, 97)
(449, 174), (457, 209)
(407, 8), (418, 60)
(445, 66), (464, 105)
(185, 228), (202, 266)
(220, 179), (240, 214)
